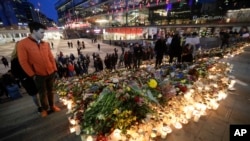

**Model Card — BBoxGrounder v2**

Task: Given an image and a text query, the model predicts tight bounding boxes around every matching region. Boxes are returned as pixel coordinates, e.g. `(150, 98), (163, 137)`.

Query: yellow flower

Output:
(180, 79), (187, 84)
(93, 93), (98, 99)
(113, 109), (120, 115)
(148, 79), (157, 88)
(126, 86), (131, 91)
(132, 116), (137, 121)
(127, 110), (132, 115)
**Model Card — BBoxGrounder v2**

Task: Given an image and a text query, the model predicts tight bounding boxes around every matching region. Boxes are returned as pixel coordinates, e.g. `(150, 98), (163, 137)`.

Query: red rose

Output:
(178, 85), (188, 93)
(96, 134), (108, 141)
(134, 96), (140, 103)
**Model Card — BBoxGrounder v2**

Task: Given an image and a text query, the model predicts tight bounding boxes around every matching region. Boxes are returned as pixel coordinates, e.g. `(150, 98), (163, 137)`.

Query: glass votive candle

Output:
(193, 111), (201, 122)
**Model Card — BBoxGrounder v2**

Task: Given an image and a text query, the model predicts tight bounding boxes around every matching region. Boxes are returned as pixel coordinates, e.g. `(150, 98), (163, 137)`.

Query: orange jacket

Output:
(17, 37), (57, 77)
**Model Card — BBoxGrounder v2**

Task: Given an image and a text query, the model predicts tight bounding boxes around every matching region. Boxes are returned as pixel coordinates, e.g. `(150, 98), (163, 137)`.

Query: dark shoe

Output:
(37, 107), (43, 113)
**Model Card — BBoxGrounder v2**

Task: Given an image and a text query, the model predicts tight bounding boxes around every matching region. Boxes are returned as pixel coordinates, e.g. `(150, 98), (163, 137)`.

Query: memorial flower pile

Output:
(54, 43), (247, 140)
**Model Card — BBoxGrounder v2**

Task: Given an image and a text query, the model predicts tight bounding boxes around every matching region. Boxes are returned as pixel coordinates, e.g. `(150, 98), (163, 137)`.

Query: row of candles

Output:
(59, 44), (247, 141)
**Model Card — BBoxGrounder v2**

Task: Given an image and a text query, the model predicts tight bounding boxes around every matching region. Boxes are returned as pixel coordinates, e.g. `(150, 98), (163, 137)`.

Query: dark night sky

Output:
(29, 0), (58, 22)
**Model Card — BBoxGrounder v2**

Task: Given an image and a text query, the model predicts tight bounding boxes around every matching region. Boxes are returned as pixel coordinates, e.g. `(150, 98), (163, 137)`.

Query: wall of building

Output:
(0, 29), (63, 45)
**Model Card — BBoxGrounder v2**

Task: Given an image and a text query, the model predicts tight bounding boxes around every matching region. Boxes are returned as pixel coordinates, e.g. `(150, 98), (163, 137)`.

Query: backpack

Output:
(10, 43), (28, 79)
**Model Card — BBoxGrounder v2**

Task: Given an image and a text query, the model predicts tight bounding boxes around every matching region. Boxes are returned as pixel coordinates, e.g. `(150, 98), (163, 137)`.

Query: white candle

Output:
(200, 110), (207, 116)
(161, 131), (167, 139)
(213, 83), (218, 88)
(193, 111), (200, 122)
(211, 101), (219, 110)
(184, 91), (192, 100)
(173, 121), (182, 129)
(69, 126), (76, 133)
(197, 86), (202, 92)
(69, 118), (76, 125)
(62, 98), (68, 105)
(162, 124), (172, 134)
(195, 103), (207, 111)
(180, 117), (188, 124)
(186, 110), (192, 119)
(217, 91), (227, 101)
(86, 136), (93, 141)
(184, 106), (194, 119)
(150, 132), (157, 138)
(67, 100), (72, 110)
(204, 86), (210, 91)
(145, 113), (152, 121)
(150, 128), (157, 138)
(111, 129), (122, 141)
(75, 124), (81, 135)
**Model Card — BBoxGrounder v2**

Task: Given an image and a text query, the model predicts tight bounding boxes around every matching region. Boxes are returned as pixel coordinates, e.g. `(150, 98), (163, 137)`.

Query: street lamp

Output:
(34, 8), (41, 22)
(75, 10), (79, 22)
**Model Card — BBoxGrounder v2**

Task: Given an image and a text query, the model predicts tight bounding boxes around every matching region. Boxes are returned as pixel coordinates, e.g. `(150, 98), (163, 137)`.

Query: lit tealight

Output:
(69, 118), (76, 125)
(217, 91), (227, 101)
(173, 122), (182, 129)
(86, 136), (94, 141)
(69, 126), (76, 133)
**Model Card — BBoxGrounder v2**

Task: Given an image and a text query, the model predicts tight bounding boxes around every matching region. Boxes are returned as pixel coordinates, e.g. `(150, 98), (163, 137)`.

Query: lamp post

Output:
(34, 8), (41, 23)
(75, 10), (79, 22)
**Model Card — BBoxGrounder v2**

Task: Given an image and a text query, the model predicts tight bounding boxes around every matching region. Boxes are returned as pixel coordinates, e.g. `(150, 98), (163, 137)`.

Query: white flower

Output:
(112, 78), (119, 83)
(97, 114), (105, 120)
(158, 94), (162, 98)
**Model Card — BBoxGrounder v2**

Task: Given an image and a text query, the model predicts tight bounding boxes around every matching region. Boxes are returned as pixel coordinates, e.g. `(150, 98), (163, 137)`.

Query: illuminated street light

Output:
(75, 10), (79, 22)
(34, 8), (41, 22)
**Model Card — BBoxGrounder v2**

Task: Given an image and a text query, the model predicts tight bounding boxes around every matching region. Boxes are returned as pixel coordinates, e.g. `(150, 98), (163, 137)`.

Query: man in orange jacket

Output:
(17, 22), (60, 117)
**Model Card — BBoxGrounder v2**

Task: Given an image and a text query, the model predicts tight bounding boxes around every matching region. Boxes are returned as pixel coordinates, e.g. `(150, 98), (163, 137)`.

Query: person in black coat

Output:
(169, 32), (182, 63)
(182, 44), (193, 63)
(220, 30), (230, 49)
(11, 43), (42, 112)
(0, 74), (8, 98)
(97, 43), (100, 51)
(133, 43), (143, 69)
(154, 34), (167, 68)
(1, 56), (9, 68)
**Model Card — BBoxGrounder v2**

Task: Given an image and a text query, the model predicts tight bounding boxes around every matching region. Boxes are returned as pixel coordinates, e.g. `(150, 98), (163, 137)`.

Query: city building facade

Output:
(55, 0), (250, 41)
(0, 0), (61, 44)
(0, 0), (56, 28)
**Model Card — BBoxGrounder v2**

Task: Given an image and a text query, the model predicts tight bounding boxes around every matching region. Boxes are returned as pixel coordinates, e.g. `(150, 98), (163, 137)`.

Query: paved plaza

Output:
(0, 38), (124, 74)
(0, 39), (250, 141)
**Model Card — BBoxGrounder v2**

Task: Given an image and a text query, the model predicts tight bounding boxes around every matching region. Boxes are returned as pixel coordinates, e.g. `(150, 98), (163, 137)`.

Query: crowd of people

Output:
(52, 31), (196, 79)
